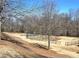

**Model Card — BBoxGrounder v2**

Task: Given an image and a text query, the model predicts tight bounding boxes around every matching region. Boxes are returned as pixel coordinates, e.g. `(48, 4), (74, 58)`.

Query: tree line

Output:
(1, 0), (79, 37)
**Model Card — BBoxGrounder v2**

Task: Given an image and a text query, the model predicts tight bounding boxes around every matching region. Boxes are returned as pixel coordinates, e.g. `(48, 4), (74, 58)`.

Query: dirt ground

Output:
(3, 32), (79, 57)
(0, 32), (71, 58)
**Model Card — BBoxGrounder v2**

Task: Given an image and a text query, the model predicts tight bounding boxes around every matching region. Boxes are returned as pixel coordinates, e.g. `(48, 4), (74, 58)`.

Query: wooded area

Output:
(0, 0), (79, 37)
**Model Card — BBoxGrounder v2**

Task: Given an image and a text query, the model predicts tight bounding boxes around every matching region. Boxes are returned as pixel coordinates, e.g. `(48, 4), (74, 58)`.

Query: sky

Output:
(9, 0), (79, 14)
(55, 0), (79, 13)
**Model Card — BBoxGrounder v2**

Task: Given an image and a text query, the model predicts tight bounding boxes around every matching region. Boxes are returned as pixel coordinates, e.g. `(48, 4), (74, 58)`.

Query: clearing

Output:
(0, 32), (79, 58)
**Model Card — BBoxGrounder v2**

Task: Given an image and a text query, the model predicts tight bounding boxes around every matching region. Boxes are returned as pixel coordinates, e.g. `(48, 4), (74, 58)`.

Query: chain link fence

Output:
(26, 33), (79, 46)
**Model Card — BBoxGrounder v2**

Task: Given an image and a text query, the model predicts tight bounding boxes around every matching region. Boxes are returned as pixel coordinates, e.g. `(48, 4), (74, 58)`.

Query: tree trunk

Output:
(47, 34), (50, 49)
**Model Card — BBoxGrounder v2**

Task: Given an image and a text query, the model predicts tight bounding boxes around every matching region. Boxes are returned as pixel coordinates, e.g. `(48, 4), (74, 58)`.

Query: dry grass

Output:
(0, 45), (23, 58)
(0, 32), (71, 58)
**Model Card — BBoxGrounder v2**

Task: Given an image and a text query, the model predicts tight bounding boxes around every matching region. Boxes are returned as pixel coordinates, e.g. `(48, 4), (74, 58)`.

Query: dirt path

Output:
(1, 32), (71, 58)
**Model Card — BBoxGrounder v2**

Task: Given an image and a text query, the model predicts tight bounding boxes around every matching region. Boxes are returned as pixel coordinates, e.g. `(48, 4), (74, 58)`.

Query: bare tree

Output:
(42, 0), (56, 49)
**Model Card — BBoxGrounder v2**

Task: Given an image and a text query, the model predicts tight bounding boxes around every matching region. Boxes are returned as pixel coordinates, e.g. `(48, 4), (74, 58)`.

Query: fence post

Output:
(26, 32), (28, 38)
